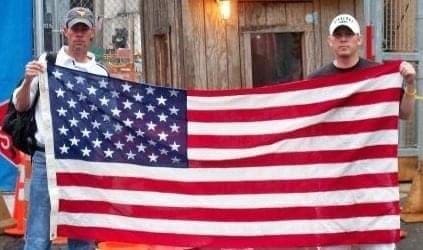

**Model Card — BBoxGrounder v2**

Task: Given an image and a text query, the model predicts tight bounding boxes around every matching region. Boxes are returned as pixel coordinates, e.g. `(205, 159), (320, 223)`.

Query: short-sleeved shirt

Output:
(307, 57), (379, 79)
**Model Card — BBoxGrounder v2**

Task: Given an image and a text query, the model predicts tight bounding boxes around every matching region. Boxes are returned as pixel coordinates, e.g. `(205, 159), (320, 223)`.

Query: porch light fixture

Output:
(217, 0), (231, 20)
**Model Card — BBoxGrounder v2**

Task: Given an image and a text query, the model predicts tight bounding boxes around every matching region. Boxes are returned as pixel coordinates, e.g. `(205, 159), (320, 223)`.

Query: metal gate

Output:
(367, 0), (422, 160)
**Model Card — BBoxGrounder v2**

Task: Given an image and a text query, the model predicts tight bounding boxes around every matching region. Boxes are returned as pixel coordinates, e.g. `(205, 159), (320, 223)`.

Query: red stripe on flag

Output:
(189, 145), (397, 167)
(188, 117), (398, 148)
(56, 173), (398, 194)
(58, 226), (400, 248)
(188, 89), (400, 122)
(59, 200), (400, 221)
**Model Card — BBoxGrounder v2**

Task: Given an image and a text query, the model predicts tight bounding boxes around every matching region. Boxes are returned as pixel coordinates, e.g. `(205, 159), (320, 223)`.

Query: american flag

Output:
(41, 62), (402, 248)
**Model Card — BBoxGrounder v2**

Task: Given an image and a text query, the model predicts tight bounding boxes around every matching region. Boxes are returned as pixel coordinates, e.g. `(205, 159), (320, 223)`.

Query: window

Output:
(251, 32), (303, 87)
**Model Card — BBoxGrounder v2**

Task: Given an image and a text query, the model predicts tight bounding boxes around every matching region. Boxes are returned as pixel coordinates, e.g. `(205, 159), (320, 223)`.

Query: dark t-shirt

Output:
(307, 58), (379, 79)
(307, 57), (404, 101)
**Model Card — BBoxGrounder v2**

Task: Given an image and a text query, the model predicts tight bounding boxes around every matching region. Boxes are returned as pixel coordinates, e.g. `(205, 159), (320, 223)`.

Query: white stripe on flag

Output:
(187, 73), (401, 110)
(188, 130), (398, 160)
(58, 212), (399, 236)
(58, 186), (399, 209)
(54, 158), (397, 181)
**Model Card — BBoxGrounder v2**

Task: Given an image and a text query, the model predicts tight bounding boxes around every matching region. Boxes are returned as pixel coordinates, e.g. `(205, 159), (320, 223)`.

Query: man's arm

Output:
(399, 61), (416, 120)
(13, 60), (45, 112)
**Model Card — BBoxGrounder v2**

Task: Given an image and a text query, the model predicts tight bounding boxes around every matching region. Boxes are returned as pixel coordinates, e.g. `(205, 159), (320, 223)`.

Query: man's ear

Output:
(357, 35), (363, 46)
(90, 28), (95, 41)
(62, 27), (69, 37)
(327, 35), (334, 48)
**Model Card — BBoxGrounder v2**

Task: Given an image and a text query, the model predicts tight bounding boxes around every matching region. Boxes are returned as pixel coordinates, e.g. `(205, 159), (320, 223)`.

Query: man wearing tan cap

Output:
(14, 7), (107, 250)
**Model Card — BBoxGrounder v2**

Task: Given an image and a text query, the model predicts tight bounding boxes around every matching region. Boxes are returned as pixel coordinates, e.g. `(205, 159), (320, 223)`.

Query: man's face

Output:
(328, 26), (361, 58)
(64, 23), (94, 53)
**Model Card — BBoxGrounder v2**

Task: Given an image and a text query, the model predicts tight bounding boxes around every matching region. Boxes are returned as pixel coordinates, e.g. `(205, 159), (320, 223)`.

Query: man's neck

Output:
(333, 56), (360, 69)
(65, 47), (89, 63)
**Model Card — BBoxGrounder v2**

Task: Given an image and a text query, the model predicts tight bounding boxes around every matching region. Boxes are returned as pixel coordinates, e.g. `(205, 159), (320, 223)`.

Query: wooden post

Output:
(401, 162), (423, 222)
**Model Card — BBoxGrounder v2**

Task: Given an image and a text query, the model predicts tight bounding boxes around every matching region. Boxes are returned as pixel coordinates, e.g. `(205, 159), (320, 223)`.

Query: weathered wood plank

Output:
(152, 0), (171, 86)
(304, 2), (316, 76)
(239, 2), (247, 87)
(167, 0), (184, 88)
(242, 2), (267, 28)
(310, 0), (323, 72)
(238, 1), (246, 28)
(139, 0), (146, 83)
(243, 33), (253, 87)
(181, 0), (207, 89)
(204, 0), (229, 89)
(286, 2), (306, 29)
(319, 0), (338, 64)
(226, 0), (242, 89)
(266, 2), (287, 26)
(153, 0), (169, 35)
(143, 0), (157, 83)
(354, 0), (366, 57)
(339, 0), (355, 14)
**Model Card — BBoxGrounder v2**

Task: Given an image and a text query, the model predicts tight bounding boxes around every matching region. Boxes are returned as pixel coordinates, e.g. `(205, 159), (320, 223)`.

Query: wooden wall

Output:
(141, 0), (365, 89)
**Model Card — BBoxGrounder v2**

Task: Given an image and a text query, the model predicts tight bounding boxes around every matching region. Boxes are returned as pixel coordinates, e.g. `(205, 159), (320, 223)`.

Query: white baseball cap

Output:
(329, 14), (360, 35)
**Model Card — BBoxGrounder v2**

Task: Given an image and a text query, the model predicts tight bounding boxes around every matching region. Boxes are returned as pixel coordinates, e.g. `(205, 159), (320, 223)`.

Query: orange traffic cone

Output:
(97, 241), (150, 250)
(4, 163), (27, 235)
(52, 236), (68, 245)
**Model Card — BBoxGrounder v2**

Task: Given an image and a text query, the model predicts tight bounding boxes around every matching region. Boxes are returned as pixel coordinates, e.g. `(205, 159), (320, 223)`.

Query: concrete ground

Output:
(0, 235), (66, 250)
(397, 182), (423, 250)
(1, 182), (422, 250)
(398, 221), (423, 250)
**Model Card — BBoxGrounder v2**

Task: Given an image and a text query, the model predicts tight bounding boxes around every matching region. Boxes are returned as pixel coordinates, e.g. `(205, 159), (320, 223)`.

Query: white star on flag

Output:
(52, 70), (63, 79)
(57, 107), (67, 116)
(55, 88), (65, 98)
(74, 76), (85, 84)
(59, 144), (69, 154)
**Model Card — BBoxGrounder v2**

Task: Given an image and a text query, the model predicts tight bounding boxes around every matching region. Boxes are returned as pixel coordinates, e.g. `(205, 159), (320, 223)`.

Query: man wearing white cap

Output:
(14, 7), (107, 250)
(309, 14), (378, 76)
(309, 13), (416, 120)
(308, 14), (415, 250)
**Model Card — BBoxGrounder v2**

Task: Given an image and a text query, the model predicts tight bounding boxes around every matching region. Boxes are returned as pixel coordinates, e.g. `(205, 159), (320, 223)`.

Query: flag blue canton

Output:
(47, 65), (188, 167)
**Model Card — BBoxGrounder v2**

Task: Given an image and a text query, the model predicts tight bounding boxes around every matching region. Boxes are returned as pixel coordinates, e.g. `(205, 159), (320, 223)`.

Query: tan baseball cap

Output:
(64, 7), (94, 28)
